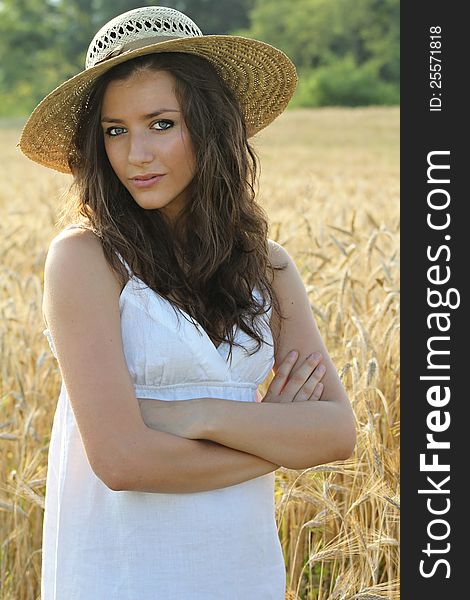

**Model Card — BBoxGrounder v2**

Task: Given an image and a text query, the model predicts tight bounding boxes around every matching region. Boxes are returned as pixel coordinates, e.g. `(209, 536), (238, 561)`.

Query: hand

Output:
(261, 351), (326, 403)
(137, 398), (203, 439)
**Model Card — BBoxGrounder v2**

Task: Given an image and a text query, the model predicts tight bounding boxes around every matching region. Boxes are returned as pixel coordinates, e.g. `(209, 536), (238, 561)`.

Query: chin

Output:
(131, 196), (168, 209)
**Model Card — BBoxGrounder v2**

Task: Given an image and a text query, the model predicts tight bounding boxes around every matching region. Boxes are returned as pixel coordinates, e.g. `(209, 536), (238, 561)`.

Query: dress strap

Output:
(115, 251), (133, 278)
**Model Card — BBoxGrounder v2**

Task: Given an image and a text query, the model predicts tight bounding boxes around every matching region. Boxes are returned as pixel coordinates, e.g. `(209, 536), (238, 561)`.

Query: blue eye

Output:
(104, 120), (174, 137)
(153, 120), (173, 131)
(105, 126), (126, 137)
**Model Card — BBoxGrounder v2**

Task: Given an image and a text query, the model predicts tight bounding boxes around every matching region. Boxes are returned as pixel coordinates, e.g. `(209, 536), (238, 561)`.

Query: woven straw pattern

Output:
(18, 7), (297, 174)
(86, 6), (202, 68)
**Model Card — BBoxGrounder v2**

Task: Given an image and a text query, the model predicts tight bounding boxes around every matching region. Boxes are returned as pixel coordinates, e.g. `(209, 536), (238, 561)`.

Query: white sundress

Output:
(41, 225), (286, 599)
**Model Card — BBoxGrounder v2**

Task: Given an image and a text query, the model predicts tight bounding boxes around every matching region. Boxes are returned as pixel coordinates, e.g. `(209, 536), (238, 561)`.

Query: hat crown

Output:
(86, 6), (203, 69)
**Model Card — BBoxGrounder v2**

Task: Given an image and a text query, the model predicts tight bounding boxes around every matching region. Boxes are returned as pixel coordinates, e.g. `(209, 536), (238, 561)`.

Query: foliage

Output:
(0, 0), (399, 115)
(291, 57), (400, 108)
(0, 0), (255, 116)
(237, 0), (399, 107)
(0, 0), (94, 115)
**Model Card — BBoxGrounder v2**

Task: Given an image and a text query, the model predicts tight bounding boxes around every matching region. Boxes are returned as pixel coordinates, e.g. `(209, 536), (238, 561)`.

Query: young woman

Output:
(19, 6), (356, 599)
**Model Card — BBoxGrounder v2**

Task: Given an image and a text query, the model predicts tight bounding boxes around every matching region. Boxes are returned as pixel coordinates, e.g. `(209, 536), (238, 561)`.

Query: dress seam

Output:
(134, 381), (258, 390)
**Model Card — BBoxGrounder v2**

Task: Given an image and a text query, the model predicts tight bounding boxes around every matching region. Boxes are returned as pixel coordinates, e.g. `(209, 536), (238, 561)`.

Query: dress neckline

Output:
(119, 276), (237, 355)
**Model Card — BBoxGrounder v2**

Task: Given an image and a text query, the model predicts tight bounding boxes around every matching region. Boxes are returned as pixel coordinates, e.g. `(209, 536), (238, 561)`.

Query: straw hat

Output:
(17, 5), (298, 174)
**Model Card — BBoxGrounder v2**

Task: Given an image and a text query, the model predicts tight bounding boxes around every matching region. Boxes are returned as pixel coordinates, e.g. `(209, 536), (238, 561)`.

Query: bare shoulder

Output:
(48, 225), (103, 266)
(267, 238), (290, 270)
(266, 238), (298, 364)
(266, 238), (350, 404)
(43, 227), (122, 324)
(42, 227), (141, 489)
(48, 226), (114, 280)
(266, 238), (296, 305)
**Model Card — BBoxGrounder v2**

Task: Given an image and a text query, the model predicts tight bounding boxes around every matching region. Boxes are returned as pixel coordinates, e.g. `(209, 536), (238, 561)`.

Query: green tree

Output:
(0, 0), (71, 115)
(0, 0), (256, 116)
(239, 0), (398, 72)
(1, 0), (397, 115)
(93, 0), (255, 34)
(235, 0), (399, 106)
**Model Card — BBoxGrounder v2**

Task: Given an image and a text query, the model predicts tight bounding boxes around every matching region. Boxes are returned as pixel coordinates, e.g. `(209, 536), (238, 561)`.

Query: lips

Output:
(129, 173), (166, 189)
(131, 173), (165, 181)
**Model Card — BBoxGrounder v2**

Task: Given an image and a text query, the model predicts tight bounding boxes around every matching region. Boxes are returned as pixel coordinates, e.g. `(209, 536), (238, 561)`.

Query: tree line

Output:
(0, 0), (399, 117)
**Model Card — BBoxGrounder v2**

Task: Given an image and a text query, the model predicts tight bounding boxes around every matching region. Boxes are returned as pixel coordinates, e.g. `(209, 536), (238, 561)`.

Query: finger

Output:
(267, 351), (299, 396)
(281, 354), (322, 401)
(309, 382), (324, 401)
(281, 352), (323, 399)
(292, 363), (326, 402)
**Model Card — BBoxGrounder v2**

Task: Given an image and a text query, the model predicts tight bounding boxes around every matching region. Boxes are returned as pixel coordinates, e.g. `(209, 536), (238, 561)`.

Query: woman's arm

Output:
(43, 230), (278, 494)
(141, 241), (355, 478)
(193, 240), (356, 469)
(138, 394), (355, 471)
(198, 397), (355, 470)
(129, 356), (321, 492)
(137, 240), (356, 472)
(118, 427), (279, 493)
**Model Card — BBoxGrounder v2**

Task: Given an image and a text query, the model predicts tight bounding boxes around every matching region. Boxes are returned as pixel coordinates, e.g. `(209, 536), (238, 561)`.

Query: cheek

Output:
(178, 139), (196, 177)
(104, 141), (124, 176)
(164, 127), (196, 175)
(186, 143), (196, 171)
(103, 139), (114, 166)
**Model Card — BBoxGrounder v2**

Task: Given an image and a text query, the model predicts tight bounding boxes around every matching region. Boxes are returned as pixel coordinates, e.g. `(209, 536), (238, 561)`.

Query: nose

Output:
(127, 132), (154, 166)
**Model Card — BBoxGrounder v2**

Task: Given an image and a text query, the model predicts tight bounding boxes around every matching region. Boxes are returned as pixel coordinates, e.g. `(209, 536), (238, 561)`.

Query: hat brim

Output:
(17, 35), (298, 174)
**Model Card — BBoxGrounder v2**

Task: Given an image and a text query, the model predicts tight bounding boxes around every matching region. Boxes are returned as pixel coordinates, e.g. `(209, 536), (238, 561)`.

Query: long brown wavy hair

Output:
(58, 52), (287, 362)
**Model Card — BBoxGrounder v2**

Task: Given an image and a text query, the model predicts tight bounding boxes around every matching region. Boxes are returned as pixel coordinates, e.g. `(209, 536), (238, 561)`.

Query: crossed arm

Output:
(118, 241), (356, 492)
(136, 385), (355, 477)
(44, 231), (355, 494)
(123, 358), (355, 493)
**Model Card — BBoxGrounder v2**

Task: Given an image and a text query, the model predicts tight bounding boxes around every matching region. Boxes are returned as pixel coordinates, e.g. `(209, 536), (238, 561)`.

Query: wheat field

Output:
(0, 107), (399, 599)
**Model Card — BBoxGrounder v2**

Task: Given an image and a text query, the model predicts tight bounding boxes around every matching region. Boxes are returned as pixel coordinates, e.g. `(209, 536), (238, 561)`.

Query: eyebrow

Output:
(100, 109), (180, 123)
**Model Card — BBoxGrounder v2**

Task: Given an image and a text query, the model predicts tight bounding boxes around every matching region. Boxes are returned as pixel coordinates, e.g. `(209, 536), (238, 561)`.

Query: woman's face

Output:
(101, 69), (196, 222)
